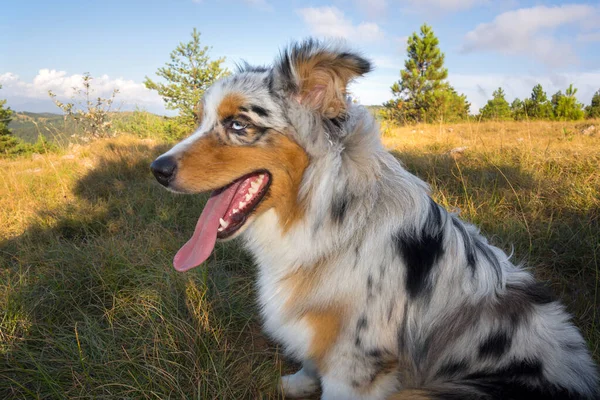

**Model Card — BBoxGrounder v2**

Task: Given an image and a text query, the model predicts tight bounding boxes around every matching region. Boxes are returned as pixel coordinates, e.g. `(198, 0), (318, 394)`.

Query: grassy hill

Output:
(8, 111), (70, 144)
(0, 120), (598, 398)
(8, 111), (176, 146)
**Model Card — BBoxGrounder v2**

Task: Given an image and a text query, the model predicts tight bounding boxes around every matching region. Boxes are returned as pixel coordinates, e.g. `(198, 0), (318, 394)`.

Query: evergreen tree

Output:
(526, 84), (553, 119)
(0, 85), (20, 153)
(145, 28), (229, 126)
(510, 98), (526, 121)
(551, 90), (563, 111)
(0, 85), (13, 136)
(479, 87), (512, 120)
(585, 89), (600, 119)
(554, 84), (584, 121)
(384, 24), (469, 124)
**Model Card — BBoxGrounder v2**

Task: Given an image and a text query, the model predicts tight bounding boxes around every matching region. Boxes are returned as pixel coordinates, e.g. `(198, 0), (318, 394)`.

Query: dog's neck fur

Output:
(245, 102), (444, 276)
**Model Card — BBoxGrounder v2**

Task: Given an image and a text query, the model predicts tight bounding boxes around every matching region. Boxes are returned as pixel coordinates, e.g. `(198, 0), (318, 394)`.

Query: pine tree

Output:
(585, 89), (600, 119)
(384, 24), (469, 124)
(145, 29), (229, 126)
(510, 98), (526, 120)
(479, 87), (511, 120)
(526, 84), (553, 119)
(0, 85), (20, 153)
(554, 84), (584, 121)
(0, 85), (13, 136)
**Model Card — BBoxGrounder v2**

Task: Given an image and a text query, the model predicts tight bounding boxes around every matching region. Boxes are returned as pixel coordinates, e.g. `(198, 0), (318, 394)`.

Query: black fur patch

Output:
(497, 282), (556, 326)
(452, 217), (477, 273)
(474, 238), (502, 280)
(432, 359), (585, 400)
(331, 193), (351, 224)
(367, 274), (374, 300)
(235, 61), (269, 73)
(356, 316), (368, 331)
(523, 282), (555, 304)
(436, 359), (469, 378)
(478, 331), (512, 359)
(250, 105), (269, 117)
(393, 200), (445, 299)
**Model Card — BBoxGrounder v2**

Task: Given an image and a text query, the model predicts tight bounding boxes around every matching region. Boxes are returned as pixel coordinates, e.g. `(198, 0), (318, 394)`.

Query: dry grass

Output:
(0, 119), (598, 398)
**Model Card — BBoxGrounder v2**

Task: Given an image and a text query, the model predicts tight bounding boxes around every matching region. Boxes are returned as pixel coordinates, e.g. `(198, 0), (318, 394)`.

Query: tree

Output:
(49, 73), (120, 138)
(585, 89), (600, 119)
(525, 84), (553, 119)
(0, 85), (13, 136)
(384, 24), (469, 124)
(0, 85), (20, 153)
(145, 28), (229, 126)
(479, 87), (512, 120)
(553, 84), (584, 121)
(511, 98), (527, 121)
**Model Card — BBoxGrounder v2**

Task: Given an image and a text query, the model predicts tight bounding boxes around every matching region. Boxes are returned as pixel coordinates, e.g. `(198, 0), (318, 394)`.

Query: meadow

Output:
(1, 119), (598, 398)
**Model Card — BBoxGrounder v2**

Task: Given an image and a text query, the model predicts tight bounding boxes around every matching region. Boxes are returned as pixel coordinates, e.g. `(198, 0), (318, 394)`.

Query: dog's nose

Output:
(151, 156), (177, 187)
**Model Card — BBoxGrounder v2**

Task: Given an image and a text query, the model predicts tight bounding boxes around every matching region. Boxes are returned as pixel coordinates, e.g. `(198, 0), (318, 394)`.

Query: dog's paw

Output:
(279, 370), (320, 398)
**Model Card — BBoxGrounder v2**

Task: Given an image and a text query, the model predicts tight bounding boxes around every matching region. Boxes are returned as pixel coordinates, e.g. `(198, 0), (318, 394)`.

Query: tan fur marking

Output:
(294, 52), (364, 118)
(304, 308), (342, 372)
(281, 261), (326, 314)
(217, 93), (245, 119)
(175, 132), (309, 231)
(387, 390), (435, 400)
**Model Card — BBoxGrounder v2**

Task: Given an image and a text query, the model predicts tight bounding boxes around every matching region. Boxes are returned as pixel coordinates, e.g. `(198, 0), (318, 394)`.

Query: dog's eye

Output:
(230, 121), (248, 132)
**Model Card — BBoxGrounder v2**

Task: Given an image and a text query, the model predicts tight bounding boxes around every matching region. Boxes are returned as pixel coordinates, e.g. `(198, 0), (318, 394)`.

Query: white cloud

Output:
(0, 69), (164, 113)
(462, 5), (599, 66)
(402, 0), (487, 12)
(577, 32), (600, 42)
(352, 0), (487, 16)
(297, 6), (384, 43)
(354, 0), (387, 18)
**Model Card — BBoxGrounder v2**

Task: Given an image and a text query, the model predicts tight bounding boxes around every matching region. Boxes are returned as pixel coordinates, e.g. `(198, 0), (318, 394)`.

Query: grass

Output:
(1, 119), (599, 398)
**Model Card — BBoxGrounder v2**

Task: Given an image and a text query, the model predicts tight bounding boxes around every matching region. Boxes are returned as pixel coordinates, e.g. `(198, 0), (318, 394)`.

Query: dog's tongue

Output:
(173, 181), (242, 272)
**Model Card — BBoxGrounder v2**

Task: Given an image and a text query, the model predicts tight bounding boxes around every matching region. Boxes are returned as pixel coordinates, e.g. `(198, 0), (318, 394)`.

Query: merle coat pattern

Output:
(151, 40), (599, 399)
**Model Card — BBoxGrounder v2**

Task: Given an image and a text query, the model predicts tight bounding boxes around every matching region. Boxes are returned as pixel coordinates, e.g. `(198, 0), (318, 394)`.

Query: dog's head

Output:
(151, 40), (371, 271)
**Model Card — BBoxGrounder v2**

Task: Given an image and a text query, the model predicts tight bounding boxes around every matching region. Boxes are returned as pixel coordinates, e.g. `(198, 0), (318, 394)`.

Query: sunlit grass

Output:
(1, 119), (598, 397)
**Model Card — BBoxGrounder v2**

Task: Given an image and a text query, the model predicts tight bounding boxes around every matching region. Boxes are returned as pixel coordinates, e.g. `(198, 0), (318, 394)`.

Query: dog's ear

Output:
(275, 40), (372, 119)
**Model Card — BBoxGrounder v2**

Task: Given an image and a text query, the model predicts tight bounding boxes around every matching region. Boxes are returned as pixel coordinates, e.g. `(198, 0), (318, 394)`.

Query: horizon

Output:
(1, 0), (599, 115)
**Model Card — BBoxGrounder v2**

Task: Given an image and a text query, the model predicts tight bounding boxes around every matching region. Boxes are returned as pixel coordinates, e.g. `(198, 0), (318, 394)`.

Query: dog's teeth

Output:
(233, 208), (239, 214)
(219, 218), (229, 228)
(245, 193), (253, 202)
(250, 181), (260, 190)
(218, 226), (224, 232)
(239, 201), (247, 209)
(248, 186), (258, 195)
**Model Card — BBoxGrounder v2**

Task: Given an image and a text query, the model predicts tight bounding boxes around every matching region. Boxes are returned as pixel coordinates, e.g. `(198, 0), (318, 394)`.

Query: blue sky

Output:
(1, 0), (599, 114)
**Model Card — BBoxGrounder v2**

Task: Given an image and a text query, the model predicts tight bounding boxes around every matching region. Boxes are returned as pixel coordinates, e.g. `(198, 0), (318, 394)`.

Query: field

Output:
(1, 119), (599, 398)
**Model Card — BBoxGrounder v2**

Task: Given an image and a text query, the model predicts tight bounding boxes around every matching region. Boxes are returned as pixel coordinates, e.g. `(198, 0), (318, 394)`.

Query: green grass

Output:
(1, 120), (599, 398)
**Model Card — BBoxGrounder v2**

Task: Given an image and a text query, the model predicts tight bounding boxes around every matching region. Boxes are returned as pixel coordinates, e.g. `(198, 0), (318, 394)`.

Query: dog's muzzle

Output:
(151, 156), (177, 187)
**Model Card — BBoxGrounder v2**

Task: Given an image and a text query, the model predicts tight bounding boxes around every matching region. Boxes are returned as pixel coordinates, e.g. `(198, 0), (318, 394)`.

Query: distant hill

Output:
(8, 112), (71, 144)
(7, 111), (166, 145)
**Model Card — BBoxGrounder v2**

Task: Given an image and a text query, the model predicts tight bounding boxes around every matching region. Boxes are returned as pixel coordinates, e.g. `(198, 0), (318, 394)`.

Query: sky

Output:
(1, 0), (599, 114)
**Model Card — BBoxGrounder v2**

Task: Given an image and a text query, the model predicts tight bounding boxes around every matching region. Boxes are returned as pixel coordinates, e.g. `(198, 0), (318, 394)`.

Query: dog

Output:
(151, 40), (599, 399)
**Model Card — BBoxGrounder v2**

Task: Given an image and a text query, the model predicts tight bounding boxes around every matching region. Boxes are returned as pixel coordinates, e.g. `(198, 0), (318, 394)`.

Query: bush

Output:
(1, 134), (57, 157)
(49, 73), (120, 139)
